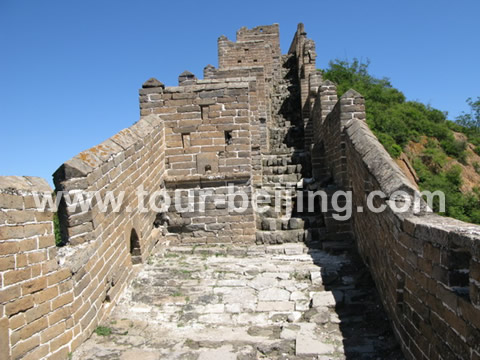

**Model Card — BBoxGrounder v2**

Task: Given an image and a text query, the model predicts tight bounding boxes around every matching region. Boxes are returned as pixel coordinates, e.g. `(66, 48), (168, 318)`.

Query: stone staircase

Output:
(256, 53), (354, 251)
(256, 53), (328, 247)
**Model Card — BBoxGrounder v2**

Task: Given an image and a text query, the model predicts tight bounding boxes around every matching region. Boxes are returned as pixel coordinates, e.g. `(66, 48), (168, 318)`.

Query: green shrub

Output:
(94, 326), (112, 336)
(323, 59), (480, 225)
(53, 212), (63, 246)
(473, 162), (480, 174)
(440, 137), (467, 163)
(375, 132), (402, 158)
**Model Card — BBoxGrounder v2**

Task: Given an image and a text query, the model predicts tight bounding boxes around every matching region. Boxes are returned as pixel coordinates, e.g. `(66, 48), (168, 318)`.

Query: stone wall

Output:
(140, 80), (254, 177)
(0, 177), (73, 360)
(163, 176), (255, 244)
(0, 112), (166, 359)
(218, 24), (281, 81)
(312, 87), (480, 359)
(139, 77), (262, 244)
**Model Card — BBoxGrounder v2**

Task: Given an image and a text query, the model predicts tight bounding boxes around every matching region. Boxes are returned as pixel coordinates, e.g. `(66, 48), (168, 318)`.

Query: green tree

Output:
(456, 97), (480, 132)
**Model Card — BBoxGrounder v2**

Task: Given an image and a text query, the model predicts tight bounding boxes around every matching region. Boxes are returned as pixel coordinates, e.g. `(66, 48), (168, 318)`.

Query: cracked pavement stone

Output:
(72, 243), (404, 360)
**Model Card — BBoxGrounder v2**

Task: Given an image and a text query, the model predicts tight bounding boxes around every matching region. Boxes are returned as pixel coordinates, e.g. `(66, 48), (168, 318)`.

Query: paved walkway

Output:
(73, 243), (403, 360)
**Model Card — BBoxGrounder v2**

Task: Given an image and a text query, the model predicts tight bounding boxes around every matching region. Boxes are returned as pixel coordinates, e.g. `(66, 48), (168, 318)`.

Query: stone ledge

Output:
(164, 172), (251, 189)
(345, 117), (418, 198)
(403, 213), (480, 256)
(0, 176), (52, 194)
(53, 115), (163, 185)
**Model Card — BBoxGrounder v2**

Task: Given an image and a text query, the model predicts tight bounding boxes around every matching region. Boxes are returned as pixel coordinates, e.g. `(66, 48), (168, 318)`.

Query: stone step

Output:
(259, 217), (307, 231)
(255, 229), (305, 245)
(261, 181), (300, 188)
(262, 165), (302, 175)
(262, 173), (302, 183)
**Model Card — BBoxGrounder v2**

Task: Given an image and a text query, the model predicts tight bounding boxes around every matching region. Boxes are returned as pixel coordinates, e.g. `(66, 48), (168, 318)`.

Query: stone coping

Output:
(164, 172), (251, 189)
(0, 176), (51, 194)
(53, 114), (163, 185)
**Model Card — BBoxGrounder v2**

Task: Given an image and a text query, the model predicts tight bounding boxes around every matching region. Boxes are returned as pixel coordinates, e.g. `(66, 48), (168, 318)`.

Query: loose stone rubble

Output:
(73, 243), (403, 359)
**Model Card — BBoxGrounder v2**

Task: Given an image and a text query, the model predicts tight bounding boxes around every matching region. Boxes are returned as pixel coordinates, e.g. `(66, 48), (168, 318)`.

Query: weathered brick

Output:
(21, 277), (47, 295)
(0, 193), (24, 210)
(25, 301), (50, 323)
(17, 238), (38, 252)
(48, 306), (71, 326)
(47, 269), (72, 286)
(0, 317), (9, 360)
(40, 320), (66, 342)
(33, 286), (59, 304)
(23, 223), (50, 238)
(11, 334), (40, 359)
(9, 313), (26, 330)
(0, 241), (19, 256)
(49, 329), (73, 354)
(3, 268), (31, 286)
(12, 316), (48, 343)
(0, 225), (24, 241)
(52, 292), (73, 310)
(22, 344), (49, 360)
(0, 255), (15, 271)
(5, 295), (34, 316)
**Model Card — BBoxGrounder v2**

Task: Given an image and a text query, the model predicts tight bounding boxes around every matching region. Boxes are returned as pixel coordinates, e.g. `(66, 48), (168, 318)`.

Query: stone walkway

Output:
(73, 243), (403, 360)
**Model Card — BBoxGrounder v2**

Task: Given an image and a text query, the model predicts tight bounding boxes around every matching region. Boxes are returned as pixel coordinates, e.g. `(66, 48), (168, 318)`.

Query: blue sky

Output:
(1, 0), (479, 186)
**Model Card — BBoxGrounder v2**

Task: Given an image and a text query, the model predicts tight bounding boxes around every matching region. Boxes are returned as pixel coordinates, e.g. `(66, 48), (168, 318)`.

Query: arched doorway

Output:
(130, 228), (141, 264)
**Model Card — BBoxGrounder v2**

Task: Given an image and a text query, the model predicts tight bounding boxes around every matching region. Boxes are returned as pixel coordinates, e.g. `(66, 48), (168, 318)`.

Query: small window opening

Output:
(259, 28), (263, 33)
(253, 59), (258, 63)
(205, 165), (212, 173)
(182, 133), (190, 148)
(224, 130), (233, 145)
(446, 247), (471, 299)
(237, 60), (242, 64)
(130, 228), (141, 264)
(395, 273), (405, 311)
(244, 48), (249, 52)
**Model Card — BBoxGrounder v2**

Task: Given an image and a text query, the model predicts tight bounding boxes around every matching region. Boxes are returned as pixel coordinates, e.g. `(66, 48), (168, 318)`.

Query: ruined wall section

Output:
(206, 67), (268, 164)
(312, 88), (480, 360)
(288, 23), (322, 150)
(218, 25), (282, 156)
(235, 24), (282, 81)
(140, 79), (257, 244)
(163, 176), (255, 245)
(140, 80), (254, 177)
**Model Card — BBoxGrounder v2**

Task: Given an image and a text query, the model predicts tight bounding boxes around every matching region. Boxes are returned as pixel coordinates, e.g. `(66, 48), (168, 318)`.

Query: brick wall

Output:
(0, 177), (73, 359)
(163, 176), (255, 244)
(288, 23), (319, 124)
(140, 81), (253, 177)
(139, 77), (260, 245)
(312, 87), (480, 359)
(218, 24), (280, 81)
(0, 112), (167, 359)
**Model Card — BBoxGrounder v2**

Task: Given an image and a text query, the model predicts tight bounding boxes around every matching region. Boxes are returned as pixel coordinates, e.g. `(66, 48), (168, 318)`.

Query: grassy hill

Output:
(322, 59), (480, 224)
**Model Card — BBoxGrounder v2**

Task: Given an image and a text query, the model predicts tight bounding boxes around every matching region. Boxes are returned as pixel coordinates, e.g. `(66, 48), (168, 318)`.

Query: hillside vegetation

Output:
(322, 60), (480, 224)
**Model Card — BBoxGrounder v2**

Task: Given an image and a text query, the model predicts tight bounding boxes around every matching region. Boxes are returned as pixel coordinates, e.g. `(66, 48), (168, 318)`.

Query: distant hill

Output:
(322, 60), (480, 224)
